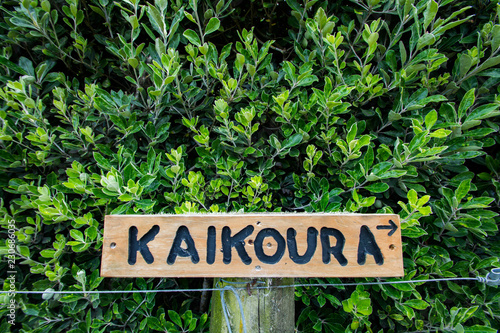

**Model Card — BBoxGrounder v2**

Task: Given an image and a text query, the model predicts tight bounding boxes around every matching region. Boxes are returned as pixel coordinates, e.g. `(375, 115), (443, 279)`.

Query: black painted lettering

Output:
(167, 225), (200, 265)
(287, 227), (318, 264)
(357, 225), (384, 265)
(255, 228), (286, 264)
(320, 227), (348, 266)
(128, 225), (160, 265)
(207, 226), (216, 265)
(222, 225), (254, 265)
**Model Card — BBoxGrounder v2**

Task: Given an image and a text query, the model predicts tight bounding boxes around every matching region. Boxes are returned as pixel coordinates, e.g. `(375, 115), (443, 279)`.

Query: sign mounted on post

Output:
(101, 214), (403, 278)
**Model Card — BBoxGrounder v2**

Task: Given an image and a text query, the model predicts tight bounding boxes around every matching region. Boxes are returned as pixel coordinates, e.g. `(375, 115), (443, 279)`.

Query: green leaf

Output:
(429, 129), (451, 138)
(317, 294), (326, 307)
(433, 15), (473, 36)
(89, 5), (104, 18)
(371, 162), (392, 176)
(409, 131), (428, 152)
(168, 310), (183, 327)
(70, 229), (85, 242)
(418, 94), (447, 106)
(205, 17), (220, 35)
(404, 299), (429, 310)
(147, 4), (165, 35)
(475, 257), (499, 270)
(128, 58), (139, 68)
(0, 56), (28, 75)
(119, 193), (134, 201)
(297, 74), (319, 87)
(423, 0), (438, 31)
(183, 29), (201, 46)
(465, 104), (500, 122)
(492, 25), (500, 51)
(346, 123), (357, 143)
(40, 249), (56, 258)
(365, 183), (389, 193)
(459, 54), (472, 78)
(85, 226), (97, 241)
(464, 128), (495, 138)
(9, 16), (36, 29)
(282, 133), (303, 149)
(148, 317), (164, 331)
(59, 295), (83, 303)
(399, 41), (407, 65)
(379, 169), (407, 179)
(42, 288), (55, 300)
(424, 110), (437, 130)
(417, 33), (436, 50)
(244, 147), (256, 155)
(93, 152), (111, 170)
(458, 89), (475, 120)
(18, 246), (30, 258)
(407, 189), (418, 206)
(461, 197), (494, 209)
(477, 55), (500, 73)
(388, 110), (402, 121)
(464, 326), (498, 333)
(455, 179), (470, 202)
(402, 226), (428, 238)
(342, 299), (353, 312)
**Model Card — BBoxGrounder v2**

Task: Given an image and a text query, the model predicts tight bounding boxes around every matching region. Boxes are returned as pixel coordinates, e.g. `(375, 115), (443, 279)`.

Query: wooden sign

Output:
(101, 214), (403, 278)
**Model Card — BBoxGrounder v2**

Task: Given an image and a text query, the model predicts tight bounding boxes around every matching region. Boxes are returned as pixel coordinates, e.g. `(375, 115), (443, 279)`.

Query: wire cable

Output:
(1, 272), (498, 295)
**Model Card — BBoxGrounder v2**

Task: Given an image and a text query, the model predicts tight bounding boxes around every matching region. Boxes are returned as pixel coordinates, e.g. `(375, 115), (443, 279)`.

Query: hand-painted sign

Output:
(101, 214), (403, 277)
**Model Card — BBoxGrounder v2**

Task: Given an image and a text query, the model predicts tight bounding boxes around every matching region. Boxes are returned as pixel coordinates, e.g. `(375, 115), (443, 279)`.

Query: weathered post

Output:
(209, 278), (295, 333)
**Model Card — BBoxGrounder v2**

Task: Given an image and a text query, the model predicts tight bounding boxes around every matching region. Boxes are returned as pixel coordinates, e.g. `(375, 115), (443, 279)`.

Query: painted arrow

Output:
(376, 219), (398, 236)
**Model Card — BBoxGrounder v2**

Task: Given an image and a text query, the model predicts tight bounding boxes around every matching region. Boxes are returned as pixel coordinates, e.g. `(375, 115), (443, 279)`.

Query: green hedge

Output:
(1, 0), (500, 332)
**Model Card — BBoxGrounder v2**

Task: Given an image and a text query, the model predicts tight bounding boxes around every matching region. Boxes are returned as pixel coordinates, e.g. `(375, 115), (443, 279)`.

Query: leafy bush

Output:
(1, 0), (500, 332)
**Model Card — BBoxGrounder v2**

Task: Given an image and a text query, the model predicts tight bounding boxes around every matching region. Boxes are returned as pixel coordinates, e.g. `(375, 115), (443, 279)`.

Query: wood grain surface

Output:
(101, 214), (403, 278)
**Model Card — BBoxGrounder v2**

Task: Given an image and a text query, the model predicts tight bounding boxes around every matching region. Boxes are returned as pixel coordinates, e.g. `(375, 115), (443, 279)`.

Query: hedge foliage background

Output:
(1, 0), (500, 332)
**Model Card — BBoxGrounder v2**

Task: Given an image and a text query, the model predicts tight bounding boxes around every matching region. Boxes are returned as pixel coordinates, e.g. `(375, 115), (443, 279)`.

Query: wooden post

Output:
(209, 278), (295, 333)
